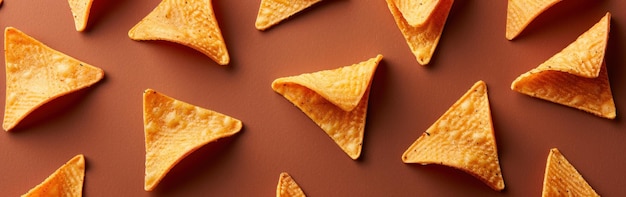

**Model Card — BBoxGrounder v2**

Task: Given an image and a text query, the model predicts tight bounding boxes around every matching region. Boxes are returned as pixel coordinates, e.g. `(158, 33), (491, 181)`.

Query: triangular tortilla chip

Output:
(271, 54), (382, 160)
(3, 27), (104, 131)
(22, 154), (85, 197)
(511, 13), (615, 119)
(402, 81), (505, 191)
(143, 89), (242, 191)
(128, 0), (229, 65)
(506, 0), (562, 40)
(542, 148), (600, 197)
(393, 0), (441, 27)
(386, 0), (453, 65)
(255, 0), (322, 31)
(67, 0), (94, 31)
(276, 172), (306, 197)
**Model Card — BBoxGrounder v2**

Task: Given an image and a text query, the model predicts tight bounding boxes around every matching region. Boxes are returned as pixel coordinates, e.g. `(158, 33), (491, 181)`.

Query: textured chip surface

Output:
(402, 81), (505, 191)
(3, 27), (104, 131)
(392, 0), (440, 27)
(276, 172), (306, 197)
(506, 0), (562, 40)
(22, 154), (85, 197)
(386, 0), (453, 65)
(255, 0), (321, 30)
(143, 89), (242, 191)
(271, 55), (382, 160)
(542, 148), (600, 197)
(511, 13), (615, 119)
(128, 0), (229, 65)
(67, 0), (94, 31)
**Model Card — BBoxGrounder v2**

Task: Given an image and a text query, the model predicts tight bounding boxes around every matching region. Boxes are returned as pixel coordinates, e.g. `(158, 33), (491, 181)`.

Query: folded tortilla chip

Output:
(542, 148), (600, 197)
(277, 172), (306, 197)
(511, 13), (615, 119)
(67, 0), (94, 31)
(143, 89), (242, 191)
(3, 27), (104, 131)
(128, 0), (229, 65)
(506, 0), (562, 40)
(22, 154), (85, 197)
(255, 0), (322, 31)
(402, 81), (505, 191)
(393, 0), (441, 27)
(271, 54), (382, 160)
(386, 0), (453, 65)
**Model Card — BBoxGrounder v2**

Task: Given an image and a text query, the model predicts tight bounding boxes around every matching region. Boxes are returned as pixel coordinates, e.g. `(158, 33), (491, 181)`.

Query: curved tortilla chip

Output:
(22, 154), (85, 197)
(402, 81), (505, 191)
(255, 0), (322, 31)
(128, 0), (229, 65)
(393, 0), (441, 27)
(3, 27), (104, 131)
(143, 89), (242, 191)
(506, 0), (562, 40)
(67, 0), (94, 31)
(386, 0), (453, 65)
(542, 148), (600, 197)
(271, 55), (382, 160)
(277, 172), (306, 197)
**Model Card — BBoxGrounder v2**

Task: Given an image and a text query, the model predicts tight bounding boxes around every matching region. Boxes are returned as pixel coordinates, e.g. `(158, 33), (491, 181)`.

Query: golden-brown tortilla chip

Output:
(271, 55), (382, 160)
(506, 0), (562, 40)
(402, 81), (505, 191)
(128, 0), (229, 65)
(22, 154), (85, 197)
(143, 89), (242, 191)
(3, 27), (104, 131)
(277, 172), (306, 197)
(386, 0), (453, 65)
(67, 0), (94, 31)
(542, 148), (600, 197)
(255, 0), (322, 31)
(393, 0), (441, 27)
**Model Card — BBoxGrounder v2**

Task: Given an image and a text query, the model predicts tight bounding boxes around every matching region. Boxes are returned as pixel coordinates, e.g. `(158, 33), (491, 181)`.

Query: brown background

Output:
(1, 0), (625, 196)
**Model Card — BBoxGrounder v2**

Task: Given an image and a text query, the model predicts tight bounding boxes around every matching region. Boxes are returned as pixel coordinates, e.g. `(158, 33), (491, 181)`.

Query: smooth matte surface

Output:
(0, 0), (624, 196)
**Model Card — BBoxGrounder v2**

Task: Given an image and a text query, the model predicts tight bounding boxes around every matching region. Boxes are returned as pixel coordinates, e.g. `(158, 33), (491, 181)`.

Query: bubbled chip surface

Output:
(276, 172), (306, 197)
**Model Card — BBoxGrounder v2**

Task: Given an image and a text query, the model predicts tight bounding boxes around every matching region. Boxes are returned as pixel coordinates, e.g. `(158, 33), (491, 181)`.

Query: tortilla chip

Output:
(276, 172), (306, 197)
(67, 0), (94, 31)
(511, 13), (615, 119)
(143, 89), (242, 191)
(542, 148), (600, 197)
(3, 27), (104, 131)
(402, 81), (505, 191)
(22, 154), (85, 197)
(386, 0), (453, 65)
(271, 54), (382, 160)
(393, 0), (441, 27)
(506, 0), (562, 40)
(128, 0), (229, 65)
(255, 0), (322, 31)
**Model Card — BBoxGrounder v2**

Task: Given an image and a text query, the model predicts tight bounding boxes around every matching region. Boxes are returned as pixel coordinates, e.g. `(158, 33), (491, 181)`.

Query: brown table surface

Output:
(1, 0), (625, 196)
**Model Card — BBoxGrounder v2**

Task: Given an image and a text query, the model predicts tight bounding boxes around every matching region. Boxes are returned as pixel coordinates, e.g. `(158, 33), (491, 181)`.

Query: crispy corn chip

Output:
(277, 172), (306, 197)
(393, 0), (441, 27)
(3, 27), (104, 131)
(386, 0), (453, 65)
(255, 0), (321, 31)
(506, 0), (562, 40)
(22, 154), (85, 197)
(271, 55), (382, 160)
(402, 81), (505, 191)
(143, 89), (242, 191)
(128, 0), (229, 65)
(542, 148), (600, 197)
(67, 0), (94, 31)
(511, 13), (615, 119)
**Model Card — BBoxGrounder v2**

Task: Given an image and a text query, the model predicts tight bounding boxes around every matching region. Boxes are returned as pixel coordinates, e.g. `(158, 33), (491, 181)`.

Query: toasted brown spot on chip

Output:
(128, 0), (229, 65)
(143, 89), (242, 191)
(506, 0), (562, 40)
(402, 81), (505, 191)
(277, 172), (306, 197)
(67, 0), (94, 31)
(3, 27), (104, 131)
(22, 154), (85, 197)
(271, 55), (382, 160)
(255, 0), (321, 31)
(542, 148), (600, 197)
